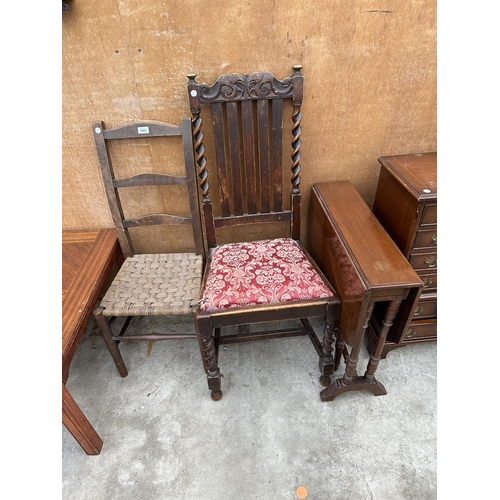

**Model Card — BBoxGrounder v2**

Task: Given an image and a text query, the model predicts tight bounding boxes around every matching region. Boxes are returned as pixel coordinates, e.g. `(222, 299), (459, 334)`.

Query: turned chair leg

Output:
(93, 306), (128, 378)
(319, 303), (341, 386)
(195, 315), (223, 401)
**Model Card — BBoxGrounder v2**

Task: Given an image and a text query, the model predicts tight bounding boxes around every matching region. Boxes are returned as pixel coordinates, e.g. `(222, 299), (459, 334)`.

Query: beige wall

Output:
(62, 0), (436, 251)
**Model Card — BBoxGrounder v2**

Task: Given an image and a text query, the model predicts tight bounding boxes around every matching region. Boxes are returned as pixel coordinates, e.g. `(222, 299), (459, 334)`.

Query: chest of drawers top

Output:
(374, 153), (437, 259)
(378, 152), (437, 200)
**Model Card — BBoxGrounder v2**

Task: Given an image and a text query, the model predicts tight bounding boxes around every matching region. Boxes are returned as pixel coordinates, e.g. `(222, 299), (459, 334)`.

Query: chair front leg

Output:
(195, 313), (223, 400)
(93, 306), (128, 377)
(319, 301), (341, 386)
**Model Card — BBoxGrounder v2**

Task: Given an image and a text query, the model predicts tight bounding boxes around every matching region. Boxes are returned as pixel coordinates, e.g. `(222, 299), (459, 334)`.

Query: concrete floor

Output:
(62, 315), (437, 500)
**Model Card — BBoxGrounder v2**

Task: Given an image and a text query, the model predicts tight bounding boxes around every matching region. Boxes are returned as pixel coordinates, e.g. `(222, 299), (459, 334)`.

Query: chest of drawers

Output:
(370, 152), (437, 357)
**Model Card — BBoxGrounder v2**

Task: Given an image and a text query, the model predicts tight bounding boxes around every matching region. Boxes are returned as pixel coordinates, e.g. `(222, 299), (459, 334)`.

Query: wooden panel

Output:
(412, 294), (437, 320)
(413, 228), (438, 249)
(419, 272), (437, 293)
(63, 0), (437, 253)
(409, 252), (437, 272)
(404, 319), (437, 341)
(421, 204), (437, 225)
(372, 166), (420, 257)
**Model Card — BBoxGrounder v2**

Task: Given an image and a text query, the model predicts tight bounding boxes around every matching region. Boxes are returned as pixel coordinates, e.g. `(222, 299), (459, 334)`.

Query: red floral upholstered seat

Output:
(201, 238), (333, 311)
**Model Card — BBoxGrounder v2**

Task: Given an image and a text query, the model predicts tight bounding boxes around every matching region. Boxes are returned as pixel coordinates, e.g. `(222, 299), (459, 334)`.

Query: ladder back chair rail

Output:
(92, 118), (204, 259)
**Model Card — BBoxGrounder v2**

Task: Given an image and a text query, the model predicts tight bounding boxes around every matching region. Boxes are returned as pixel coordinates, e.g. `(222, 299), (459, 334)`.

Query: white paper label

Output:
(137, 126), (150, 134)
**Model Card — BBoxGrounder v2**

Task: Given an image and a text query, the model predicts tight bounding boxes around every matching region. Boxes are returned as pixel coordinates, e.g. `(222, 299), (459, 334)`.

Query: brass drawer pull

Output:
(431, 235), (437, 245)
(422, 278), (433, 288)
(406, 328), (416, 338)
(424, 256), (437, 268)
(413, 306), (424, 317)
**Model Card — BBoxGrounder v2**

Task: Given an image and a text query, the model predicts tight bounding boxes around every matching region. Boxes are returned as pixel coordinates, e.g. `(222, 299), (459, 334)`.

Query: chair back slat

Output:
(240, 100), (257, 214)
(271, 99), (284, 212)
(113, 173), (187, 189)
(256, 99), (271, 214)
(225, 102), (244, 216)
(102, 121), (181, 139)
(211, 102), (232, 217)
(123, 214), (192, 228)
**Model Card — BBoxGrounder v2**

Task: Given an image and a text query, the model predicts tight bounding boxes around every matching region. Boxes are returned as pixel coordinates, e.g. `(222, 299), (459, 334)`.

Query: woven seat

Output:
(91, 117), (205, 378)
(101, 253), (203, 317)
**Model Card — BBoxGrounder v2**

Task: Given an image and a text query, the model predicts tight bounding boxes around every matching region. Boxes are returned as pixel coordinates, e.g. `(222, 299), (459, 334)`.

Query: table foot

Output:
(319, 375), (387, 402)
(62, 384), (103, 455)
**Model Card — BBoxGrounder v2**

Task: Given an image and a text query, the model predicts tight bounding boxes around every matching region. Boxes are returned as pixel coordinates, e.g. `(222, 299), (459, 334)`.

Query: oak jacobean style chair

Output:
(187, 65), (342, 400)
(91, 118), (205, 377)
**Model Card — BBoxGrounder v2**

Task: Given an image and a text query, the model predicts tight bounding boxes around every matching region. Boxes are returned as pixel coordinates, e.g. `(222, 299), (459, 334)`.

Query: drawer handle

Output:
(406, 328), (416, 338)
(413, 306), (424, 317)
(424, 256), (437, 268)
(431, 235), (437, 245)
(422, 278), (433, 288)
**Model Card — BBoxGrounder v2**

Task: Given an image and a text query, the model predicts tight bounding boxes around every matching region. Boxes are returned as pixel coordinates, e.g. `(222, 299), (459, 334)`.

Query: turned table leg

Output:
(320, 302), (376, 401)
(364, 298), (402, 384)
(320, 298), (406, 402)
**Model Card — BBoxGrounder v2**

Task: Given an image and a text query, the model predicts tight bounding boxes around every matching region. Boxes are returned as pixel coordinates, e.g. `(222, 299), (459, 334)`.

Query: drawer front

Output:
(404, 319), (437, 340)
(419, 272), (437, 292)
(413, 228), (437, 250)
(420, 203), (437, 226)
(412, 298), (437, 319)
(409, 252), (437, 271)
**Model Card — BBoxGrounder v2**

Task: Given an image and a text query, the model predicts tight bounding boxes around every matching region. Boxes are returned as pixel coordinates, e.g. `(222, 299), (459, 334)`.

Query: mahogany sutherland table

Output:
(308, 182), (423, 401)
(62, 229), (122, 455)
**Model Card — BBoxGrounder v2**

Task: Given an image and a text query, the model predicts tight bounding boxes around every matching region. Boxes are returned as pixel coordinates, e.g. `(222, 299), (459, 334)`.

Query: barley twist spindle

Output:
(291, 106), (302, 194)
(191, 114), (210, 201)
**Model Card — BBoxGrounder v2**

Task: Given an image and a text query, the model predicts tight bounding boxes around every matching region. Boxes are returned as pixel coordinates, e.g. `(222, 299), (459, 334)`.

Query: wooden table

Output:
(308, 182), (423, 401)
(62, 229), (122, 455)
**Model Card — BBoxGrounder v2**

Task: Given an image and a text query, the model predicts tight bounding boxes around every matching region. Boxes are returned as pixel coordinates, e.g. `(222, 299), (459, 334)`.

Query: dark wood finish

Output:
(187, 66), (341, 400)
(90, 118), (206, 371)
(370, 152), (437, 357)
(62, 229), (123, 455)
(307, 182), (423, 401)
